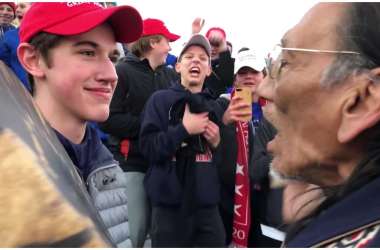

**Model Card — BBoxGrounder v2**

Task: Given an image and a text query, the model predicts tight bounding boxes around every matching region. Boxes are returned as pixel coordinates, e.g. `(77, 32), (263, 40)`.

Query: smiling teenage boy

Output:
(17, 3), (142, 247)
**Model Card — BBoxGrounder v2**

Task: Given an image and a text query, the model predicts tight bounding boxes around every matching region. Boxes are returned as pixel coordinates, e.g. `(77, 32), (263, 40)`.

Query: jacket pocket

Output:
(144, 162), (182, 206)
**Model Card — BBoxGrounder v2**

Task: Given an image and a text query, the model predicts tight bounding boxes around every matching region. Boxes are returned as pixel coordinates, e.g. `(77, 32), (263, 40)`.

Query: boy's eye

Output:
(80, 50), (95, 57)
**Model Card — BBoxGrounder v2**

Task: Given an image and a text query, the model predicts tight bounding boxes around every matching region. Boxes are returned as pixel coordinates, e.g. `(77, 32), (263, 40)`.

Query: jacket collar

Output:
(287, 175), (380, 247)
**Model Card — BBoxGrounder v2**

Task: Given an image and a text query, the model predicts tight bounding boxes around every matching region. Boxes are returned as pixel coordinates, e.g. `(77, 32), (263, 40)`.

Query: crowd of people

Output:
(2, 1), (380, 248)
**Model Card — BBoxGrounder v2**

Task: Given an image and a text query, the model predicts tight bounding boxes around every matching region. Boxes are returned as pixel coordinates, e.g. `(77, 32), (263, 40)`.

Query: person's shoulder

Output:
(86, 125), (115, 162)
(150, 88), (174, 101)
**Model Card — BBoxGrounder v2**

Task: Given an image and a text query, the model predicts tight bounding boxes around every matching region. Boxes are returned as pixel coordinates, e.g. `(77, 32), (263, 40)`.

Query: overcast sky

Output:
(119, 0), (318, 57)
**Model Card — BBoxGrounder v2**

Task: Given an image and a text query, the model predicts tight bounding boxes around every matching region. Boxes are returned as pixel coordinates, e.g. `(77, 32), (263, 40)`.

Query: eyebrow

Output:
(73, 41), (99, 48)
(280, 38), (297, 58)
(73, 40), (120, 57)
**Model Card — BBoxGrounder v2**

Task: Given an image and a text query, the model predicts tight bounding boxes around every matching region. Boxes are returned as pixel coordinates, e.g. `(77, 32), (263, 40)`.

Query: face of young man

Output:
(0, 4), (14, 25)
(16, 2), (32, 22)
(257, 3), (353, 185)
(37, 23), (119, 123)
(150, 36), (171, 66)
(235, 67), (264, 97)
(176, 45), (211, 92)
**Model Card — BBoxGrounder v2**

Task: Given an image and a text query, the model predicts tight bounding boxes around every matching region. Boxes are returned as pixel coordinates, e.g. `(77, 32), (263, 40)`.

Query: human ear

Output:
(17, 43), (45, 78)
(205, 64), (212, 77)
(175, 61), (181, 74)
(338, 68), (380, 143)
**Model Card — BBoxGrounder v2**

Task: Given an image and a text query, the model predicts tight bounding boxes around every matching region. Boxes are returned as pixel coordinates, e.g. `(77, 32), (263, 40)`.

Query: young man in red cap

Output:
(16, 2), (143, 247)
(100, 17), (180, 247)
(139, 34), (226, 247)
(0, 2), (16, 40)
(203, 27), (234, 98)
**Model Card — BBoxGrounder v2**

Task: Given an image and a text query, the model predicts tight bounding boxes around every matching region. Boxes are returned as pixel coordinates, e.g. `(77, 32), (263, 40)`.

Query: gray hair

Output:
(320, 54), (376, 87)
(320, 3), (378, 87)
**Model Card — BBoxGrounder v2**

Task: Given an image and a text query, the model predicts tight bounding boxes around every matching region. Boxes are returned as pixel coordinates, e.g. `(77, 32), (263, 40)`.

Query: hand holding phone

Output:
(234, 87), (252, 122)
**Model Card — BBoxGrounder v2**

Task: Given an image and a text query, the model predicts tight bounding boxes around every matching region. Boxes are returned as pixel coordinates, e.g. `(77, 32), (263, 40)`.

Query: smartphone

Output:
(235, 87), (252, 122)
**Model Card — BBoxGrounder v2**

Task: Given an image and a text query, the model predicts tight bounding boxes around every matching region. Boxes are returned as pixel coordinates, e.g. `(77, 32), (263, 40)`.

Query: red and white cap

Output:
(19, 2), (143, 43)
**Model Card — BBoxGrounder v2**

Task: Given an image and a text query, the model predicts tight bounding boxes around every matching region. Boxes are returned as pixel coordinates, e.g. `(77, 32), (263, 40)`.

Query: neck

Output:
(337, 157), (362, 182)
(182, 80), (203, 93)
(34, 90), (86, 144)
(142, 53), (162, 71)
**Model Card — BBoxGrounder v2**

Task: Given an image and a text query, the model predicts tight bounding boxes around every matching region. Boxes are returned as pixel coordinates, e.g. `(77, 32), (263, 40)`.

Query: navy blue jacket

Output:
(286, 175), (380, 247)
(139, 82), (225, 207)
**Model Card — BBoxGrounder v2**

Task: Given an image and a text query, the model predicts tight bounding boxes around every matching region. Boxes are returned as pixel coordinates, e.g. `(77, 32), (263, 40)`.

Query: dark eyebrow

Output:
(280, 37), (287, 47)
(73, 41), (98, 48)
(73, 41), (120, 58)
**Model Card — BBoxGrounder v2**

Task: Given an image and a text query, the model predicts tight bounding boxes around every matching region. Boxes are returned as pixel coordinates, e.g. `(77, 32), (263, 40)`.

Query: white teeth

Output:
(190, 67), (200, 73)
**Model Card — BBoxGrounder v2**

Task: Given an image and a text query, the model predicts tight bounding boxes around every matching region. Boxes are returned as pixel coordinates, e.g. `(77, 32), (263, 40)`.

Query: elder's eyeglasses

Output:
(266, 44), (361, 80)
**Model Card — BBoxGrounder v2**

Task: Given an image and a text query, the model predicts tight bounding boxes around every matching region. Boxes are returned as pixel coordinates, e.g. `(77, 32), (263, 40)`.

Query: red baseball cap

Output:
(19, 2), (143, 43)
(142, 18), (180, 42)
(205, 27), (226, 40)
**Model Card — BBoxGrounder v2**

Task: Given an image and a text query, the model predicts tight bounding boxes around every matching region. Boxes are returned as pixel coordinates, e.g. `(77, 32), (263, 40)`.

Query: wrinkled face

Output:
(257, 3), (350, 184)
(39, 24), (119, 123)
(176, 45), (211, 91)
(0, 4), (14, 25)
(151, 36), (171, 66)
(235, 67), (264, 95)
(16, 2), (31, 21)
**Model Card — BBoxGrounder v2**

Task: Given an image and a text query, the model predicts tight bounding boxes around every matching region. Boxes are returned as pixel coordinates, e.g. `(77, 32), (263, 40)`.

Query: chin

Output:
(87, 110), (109, 123)
(272, 157), (302, 180)
(188, 81), (202, 87)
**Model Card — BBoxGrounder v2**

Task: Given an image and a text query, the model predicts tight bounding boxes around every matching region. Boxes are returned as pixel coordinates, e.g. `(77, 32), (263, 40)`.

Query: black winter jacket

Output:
(100, 52), (178, 172)
(204, 50), (234, 98)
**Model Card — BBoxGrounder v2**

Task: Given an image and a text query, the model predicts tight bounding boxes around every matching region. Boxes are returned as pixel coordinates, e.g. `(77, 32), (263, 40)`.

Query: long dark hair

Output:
(285, 3), (380, 244)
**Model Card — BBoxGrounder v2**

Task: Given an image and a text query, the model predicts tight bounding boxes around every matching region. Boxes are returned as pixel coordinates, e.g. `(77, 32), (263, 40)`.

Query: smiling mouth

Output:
(84, 87), (112, 100)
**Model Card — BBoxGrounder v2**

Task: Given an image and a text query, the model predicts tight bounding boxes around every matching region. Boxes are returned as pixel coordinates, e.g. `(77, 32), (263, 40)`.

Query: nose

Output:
(256, 76), (275, 101)
(96, 58), (118, 86)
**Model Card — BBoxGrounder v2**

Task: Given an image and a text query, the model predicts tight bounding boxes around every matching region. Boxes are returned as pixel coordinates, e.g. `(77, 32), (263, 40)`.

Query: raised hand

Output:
(222, 96), (252, 125)
(192, 17), (205, 34)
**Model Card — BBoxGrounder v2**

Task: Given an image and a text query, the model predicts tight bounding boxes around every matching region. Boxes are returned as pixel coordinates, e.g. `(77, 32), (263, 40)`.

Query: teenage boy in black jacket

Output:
(139, 34), (225, 247)
(100, 18), (179, 247)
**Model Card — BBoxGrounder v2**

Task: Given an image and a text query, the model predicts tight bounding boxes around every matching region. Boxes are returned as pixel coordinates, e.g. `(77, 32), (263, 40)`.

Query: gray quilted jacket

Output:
(87, 162), (132, 247)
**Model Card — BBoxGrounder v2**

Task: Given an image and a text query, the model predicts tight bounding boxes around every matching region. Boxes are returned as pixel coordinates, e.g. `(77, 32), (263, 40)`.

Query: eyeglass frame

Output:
(266, 44), (361, 80)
